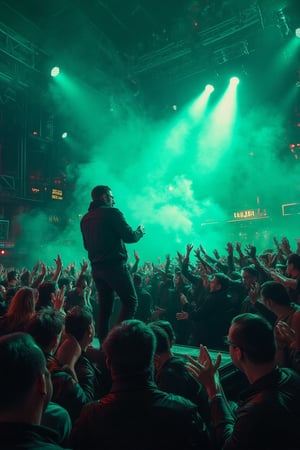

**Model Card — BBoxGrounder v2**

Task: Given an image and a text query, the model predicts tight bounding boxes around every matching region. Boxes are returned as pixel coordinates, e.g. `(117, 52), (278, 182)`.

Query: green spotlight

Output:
(205, 84), (215, 93)
(296, 28), (300, 38)
(197, 76), (239, 171)
(51, 66), (60, 77)
(189, 86), (213, 120)
(230, 77), (240, 86)
(61, 132), (68, 139)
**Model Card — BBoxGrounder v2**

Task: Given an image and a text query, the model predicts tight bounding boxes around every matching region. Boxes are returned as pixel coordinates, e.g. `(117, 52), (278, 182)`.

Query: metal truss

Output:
(0, 23), (37, 69)
(132, 4), (264, 76)
(0, 175), (15, 190)
(213, 40), (251, 65)
(0, 22), (44, 88)
(133, 40), (192, 74)
(197, 4), (263, 46)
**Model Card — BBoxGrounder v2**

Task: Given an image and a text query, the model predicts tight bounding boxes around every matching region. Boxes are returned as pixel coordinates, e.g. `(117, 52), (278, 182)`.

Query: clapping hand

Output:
(185, 344), (222, 399)
(56, 334), (82, 381)
(275, 320), (296, 348)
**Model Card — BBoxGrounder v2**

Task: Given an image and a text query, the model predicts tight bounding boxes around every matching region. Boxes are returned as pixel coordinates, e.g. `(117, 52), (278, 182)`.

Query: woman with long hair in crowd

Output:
(0, 287), (37, 335)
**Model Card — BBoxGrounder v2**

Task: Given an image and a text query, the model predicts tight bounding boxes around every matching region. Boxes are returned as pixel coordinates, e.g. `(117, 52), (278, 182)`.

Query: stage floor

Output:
(172, 344), (232, 367)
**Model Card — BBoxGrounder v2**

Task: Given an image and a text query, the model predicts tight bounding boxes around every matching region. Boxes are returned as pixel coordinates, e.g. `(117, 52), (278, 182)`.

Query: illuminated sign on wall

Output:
(233, 210), (255, 219)
(229, 209), (268, 222)
(51, 189), (63, 201)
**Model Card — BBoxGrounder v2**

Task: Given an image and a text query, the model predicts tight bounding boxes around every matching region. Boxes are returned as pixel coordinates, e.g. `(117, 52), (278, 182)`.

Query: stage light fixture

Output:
(230, 77), (240, 86)
(205, 84), (215, 93)
(61, 132), (68, 139)
(296, 28), (300, 38)
(50, 66), (60, 77)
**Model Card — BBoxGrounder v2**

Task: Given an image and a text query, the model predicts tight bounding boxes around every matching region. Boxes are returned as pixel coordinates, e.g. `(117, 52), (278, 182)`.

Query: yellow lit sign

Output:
(51, 189), (63, 201)
(233, 210), (255, 219)
(230, 209), (268, 222)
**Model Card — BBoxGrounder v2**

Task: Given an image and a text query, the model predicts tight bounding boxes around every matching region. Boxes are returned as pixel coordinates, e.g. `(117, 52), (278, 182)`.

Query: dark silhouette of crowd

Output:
(0, 234), (300, 448)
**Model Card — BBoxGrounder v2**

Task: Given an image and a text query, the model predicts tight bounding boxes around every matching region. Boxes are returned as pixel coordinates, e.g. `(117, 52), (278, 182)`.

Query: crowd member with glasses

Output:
(186, 313), (300, 450)
(80, 185), (145, 343)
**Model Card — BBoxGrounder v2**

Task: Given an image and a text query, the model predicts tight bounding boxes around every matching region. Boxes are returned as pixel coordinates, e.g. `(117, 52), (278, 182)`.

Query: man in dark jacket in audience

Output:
(149, 322), (212, 435)
(0, 332), (67, 449)
(186, 313), (300, 450)
(69, 319), (211, 450)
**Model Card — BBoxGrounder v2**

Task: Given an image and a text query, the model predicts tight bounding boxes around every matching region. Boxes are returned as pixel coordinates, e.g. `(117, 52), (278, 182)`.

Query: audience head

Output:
(133, 273), (142, 288)
(58, 276), (74, 292)
(230, 271), (242, 281)
(152, 320), (176, 347)
(209, 273), (229, 292)
(149, 323), (170, 354)
(5, 287), (36, 322)
(241, 266), (258, 290)
(65, 306), (94, 348)
(7, 270), (18, 286)
(287, 253), (300, 277)
(174, 271), (184, 288)
(20, 270), (30, 286)
(5, 287), (19, 306)
(37, 281), (57, 310)
(228, 313), (276, 368)
(75, 274), (89, 290)
(102, 319), (156, 378)
(0, 332), (52, 421)
(260, 281), (291, 308)
(26, 308), (65, 353)
(148, 324), (171, 373)
(162, 271), (174, 285)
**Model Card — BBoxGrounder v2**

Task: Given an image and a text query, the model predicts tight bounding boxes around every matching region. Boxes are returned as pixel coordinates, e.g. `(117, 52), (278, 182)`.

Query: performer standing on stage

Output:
(80, 185), (145, 343)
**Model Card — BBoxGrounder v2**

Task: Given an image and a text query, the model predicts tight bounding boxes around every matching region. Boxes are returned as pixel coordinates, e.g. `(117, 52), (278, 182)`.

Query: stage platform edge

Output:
(172, 344), (248, 400)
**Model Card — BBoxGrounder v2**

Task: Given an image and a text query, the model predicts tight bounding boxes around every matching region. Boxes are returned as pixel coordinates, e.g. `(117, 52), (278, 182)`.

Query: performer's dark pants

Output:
(91, 261), (138, 344)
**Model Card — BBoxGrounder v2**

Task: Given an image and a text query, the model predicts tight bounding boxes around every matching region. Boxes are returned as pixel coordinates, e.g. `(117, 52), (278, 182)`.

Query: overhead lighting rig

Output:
(0, 22), (46, 89)
(132, 4), (263, 78)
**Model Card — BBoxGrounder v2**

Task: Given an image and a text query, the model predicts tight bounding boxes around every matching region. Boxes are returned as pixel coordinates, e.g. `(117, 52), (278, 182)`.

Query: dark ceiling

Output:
(0, 0), (299, 110)
(0, 0), (299, 213)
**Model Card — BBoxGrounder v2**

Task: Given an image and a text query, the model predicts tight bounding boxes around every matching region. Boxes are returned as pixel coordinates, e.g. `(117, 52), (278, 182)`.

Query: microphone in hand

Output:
(137, 225), (145, 236)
